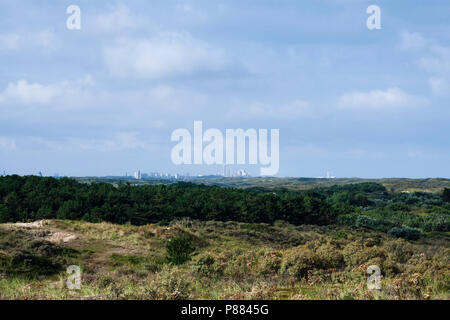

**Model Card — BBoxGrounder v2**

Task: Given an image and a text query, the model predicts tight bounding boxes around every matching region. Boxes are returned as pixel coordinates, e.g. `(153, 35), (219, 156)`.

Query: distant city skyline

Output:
(0, 168), (350, 180)
(0, 166), (252, 178)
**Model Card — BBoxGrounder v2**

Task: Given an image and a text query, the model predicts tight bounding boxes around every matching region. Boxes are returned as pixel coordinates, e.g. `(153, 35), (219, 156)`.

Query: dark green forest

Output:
(0, 175), (449, 238)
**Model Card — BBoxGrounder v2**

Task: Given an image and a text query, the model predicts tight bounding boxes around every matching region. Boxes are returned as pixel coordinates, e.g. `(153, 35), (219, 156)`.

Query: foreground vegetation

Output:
(0, 219), (448, 300)
(0, 176), (448, 299)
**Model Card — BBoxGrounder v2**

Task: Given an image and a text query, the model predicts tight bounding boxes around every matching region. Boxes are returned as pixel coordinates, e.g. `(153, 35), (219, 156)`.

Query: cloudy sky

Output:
(0, 0), (449, 178)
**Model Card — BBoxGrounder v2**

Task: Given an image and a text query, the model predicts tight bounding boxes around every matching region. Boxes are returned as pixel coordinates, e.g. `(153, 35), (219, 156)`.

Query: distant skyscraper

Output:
(134, 170), (141, 179)
(236, 169), (249, 177)
(325, 171), (336, 179)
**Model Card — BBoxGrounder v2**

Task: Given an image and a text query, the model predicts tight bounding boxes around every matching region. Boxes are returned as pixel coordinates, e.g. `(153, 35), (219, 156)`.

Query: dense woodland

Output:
(0, 175), (449, 238)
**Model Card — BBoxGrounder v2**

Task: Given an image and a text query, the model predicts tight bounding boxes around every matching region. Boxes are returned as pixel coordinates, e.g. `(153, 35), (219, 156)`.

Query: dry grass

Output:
(0, 219), (448, 300)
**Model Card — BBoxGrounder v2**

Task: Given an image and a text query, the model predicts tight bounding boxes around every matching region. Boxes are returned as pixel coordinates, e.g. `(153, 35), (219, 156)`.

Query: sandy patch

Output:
(45, 232), (78, 243)
(14, 220), (48, 228)
(8, 220), (78, 244)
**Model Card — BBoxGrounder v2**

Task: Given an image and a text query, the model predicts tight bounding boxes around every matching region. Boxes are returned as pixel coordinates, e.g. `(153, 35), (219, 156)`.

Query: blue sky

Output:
(0, 0), (449, 178)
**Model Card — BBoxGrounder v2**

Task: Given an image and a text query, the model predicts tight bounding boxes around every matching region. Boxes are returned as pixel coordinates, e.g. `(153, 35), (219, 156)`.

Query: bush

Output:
(387, 203), (411, 212)
(0, 204), (12, 222)
(192, 252), (226, 277)
(384, 239), (415, 264)
(280, 246), (322, 279)
(256, 250), (282, 276)
(0, 232), (76, 277)
(166, 236), (195, 265)
(354, 215), (395, 232)
(145, 266), (192, 299)
(443, 188), (450, 203)
(355, 216), (377, 228)
(422, 214), (450, 232)
(280, 244), (343, 279)
(223, 250), (258, 279)
(387, 227), (423, 241)
(342, 241), (387, 268)
(315, 243), (344, 268)
(336, 214), (357, 226)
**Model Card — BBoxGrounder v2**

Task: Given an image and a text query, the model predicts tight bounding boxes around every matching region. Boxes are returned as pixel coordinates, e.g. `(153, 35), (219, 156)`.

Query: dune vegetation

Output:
(0, 176), (448, 300)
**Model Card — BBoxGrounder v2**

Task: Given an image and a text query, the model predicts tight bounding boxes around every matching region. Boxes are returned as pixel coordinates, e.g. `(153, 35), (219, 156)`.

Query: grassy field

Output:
(0, 219), (448, 300)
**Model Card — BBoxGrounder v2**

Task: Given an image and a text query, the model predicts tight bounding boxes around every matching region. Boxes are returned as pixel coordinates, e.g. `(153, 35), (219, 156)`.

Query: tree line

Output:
(0, 175), (336, 225)
(0, 176), (448, 235)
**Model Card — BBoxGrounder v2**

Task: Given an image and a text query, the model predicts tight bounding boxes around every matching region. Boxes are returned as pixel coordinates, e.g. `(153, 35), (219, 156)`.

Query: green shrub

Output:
(384, 238), (415, 264)
(336, 214), (357, 226)
(315, 243), (344, 268)
(0, 232), (77, 277)
(422, 214), (450, 232)
(280, 246), (321, 279)
(342, 241), (387, 268)
(443, 188), (450, 203)
(145, 267), (192, 299)
(0, 204), (12, 222)
(166, 236), (195, 265)
(192, 252), (225, 277)
(222, 251), (258, 279)
(355, 216), (377, 228)
(280, 244), (342, 279)
(387, 227), (423, 241)
(256, 250), (282, 276)
(332, 230), (349, 240)
(386, 203), (411, 212)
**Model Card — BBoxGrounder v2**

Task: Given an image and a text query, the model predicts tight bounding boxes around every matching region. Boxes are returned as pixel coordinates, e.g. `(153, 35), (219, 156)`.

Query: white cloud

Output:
(0, 76), (94, 106)
(399, 32), (427, 50)
(418, 46), (450, 74)
(399, 32), (450, 95)
(337, 88), (429, 110)
(0, 33), (21, 50)
(0, 77), (210, 128)
(175, 2), (208, 20)
(35, 30), (56, 49)
(0, 30), (57, 51)
(176, 3), (193, 13)
(429, 77), (450, 96)
(0, 80), (60, 105)
(93, 3), (138, 33)
(150, 85), (175, 99)
(398, 32), (450, 75)
(32, 132), (157, 152)
(0, 137), (17, 151)
(111, 132), (154, 151)
(227, 99), (312, 120)
(103, 32), (228, 78)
